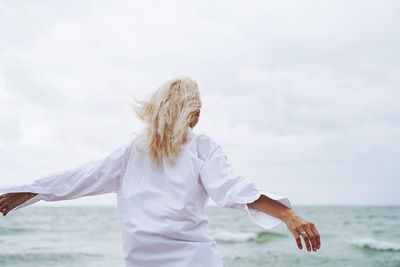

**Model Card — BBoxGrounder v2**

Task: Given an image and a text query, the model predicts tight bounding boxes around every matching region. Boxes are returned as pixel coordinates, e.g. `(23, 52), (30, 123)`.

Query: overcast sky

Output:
(1, 0), (399, 206)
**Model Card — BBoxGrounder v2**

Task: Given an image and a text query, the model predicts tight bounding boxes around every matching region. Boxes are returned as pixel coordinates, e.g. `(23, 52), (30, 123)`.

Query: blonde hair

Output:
(133, 76), (202, 166)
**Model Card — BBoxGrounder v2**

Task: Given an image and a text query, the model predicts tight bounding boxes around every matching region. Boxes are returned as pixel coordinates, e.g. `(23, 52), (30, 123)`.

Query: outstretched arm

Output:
(0, 140), (133, 216)
(247, 194), (321, 252)
(197, 134), (321, 252)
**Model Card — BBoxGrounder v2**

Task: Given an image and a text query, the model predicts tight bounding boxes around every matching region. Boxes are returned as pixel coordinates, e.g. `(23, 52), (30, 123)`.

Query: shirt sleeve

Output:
(0, 140), (133, 213)
(198, 136), (292, 230)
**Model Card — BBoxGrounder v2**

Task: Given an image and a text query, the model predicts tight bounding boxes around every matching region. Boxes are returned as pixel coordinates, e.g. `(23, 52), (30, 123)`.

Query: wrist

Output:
(280, 208), (296, 222)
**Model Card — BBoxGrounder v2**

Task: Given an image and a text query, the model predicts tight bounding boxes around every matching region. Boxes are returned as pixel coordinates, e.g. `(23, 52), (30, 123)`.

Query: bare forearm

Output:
(247, 194), (295, 221)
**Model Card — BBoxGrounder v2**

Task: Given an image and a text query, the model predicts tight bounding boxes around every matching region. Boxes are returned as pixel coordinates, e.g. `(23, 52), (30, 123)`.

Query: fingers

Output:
(0, 195), (14, 216)
(298, 228), (312, 251)
(310, 223), (321, 249)
(297, 222), (321, 252)
(288, 214), (321, 252)
(0, 201), (9, 216)
(1, 202), (14, 216)
(292, 231), (303, 250)
(3, 207), (12, 216)
(304, 225), (318, 251)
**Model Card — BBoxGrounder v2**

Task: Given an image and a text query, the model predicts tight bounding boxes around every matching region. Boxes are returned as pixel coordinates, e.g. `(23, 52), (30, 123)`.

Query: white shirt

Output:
(0, 127), (291, 267)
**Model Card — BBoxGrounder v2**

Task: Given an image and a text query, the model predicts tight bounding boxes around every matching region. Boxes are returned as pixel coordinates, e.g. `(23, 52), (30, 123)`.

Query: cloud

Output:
(0, 0), (399, 205)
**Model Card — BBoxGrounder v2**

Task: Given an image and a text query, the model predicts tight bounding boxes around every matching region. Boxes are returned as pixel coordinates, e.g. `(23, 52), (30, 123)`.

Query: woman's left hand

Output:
(282, 210), (321, 252)
(0, 192), (38, 216)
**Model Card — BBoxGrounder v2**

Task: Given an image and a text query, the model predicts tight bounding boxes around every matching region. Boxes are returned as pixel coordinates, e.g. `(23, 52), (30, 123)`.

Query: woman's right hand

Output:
(282, 209), (321, 252)
(0, 192), (38, 216)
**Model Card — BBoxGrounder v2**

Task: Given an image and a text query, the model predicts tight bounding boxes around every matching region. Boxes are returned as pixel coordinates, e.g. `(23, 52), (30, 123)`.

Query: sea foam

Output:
(213, 229), (257, 243)
(213, 229), (285, 243)
(351, 238), (400, 252)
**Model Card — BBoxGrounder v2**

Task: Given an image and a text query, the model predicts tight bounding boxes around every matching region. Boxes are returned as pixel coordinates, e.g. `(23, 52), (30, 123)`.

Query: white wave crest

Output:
(213, 229), (257, 243)
(351, 238), (400, 251)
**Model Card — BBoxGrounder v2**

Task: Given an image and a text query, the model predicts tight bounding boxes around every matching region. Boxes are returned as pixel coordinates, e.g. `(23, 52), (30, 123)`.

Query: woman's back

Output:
(118, 127), (223, 266)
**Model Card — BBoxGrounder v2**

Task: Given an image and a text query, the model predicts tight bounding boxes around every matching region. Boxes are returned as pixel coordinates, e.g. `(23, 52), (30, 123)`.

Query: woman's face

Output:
(190, 109), (200, 128)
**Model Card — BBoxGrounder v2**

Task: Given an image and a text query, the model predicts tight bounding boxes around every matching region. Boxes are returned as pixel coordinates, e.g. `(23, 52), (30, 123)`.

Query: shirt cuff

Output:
(240, 191), (292, 230)
(227, 188), (292, 230)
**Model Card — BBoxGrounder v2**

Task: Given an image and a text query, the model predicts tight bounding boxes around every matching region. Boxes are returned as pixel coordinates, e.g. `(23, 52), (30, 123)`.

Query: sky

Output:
(0, 0), (399, 206)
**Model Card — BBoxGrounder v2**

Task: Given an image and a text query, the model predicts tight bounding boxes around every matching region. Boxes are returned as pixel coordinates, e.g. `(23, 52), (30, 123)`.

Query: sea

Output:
(0, 205), (399, 267)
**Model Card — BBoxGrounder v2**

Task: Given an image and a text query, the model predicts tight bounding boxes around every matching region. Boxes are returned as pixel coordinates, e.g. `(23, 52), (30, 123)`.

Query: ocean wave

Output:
(214, 229), (256, 243)
(213, 230), (284, 244)
(255, 231), (285, 243)
(0, 227), (37, 235)
(351, 238), (400, 252)
(0, 252), (101, 264)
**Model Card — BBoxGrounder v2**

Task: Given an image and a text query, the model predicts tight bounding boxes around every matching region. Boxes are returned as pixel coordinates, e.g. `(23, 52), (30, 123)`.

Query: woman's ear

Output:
(189, 109), (200, 128)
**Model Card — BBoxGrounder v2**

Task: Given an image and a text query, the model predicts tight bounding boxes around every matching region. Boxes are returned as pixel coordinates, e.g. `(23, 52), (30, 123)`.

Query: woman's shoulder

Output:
(188, 130), (221, 161)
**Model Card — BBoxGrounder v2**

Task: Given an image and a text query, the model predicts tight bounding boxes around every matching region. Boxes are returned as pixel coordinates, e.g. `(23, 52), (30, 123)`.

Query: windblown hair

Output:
(134, 76), (202, 166)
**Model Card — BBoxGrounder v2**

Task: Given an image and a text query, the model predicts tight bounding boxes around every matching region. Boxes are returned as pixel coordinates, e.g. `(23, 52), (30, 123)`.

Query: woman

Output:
(0, 76), (320, 266)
